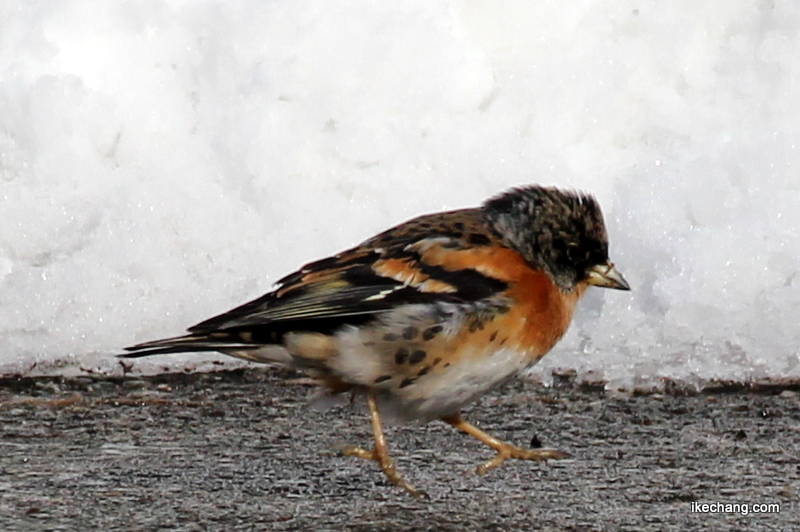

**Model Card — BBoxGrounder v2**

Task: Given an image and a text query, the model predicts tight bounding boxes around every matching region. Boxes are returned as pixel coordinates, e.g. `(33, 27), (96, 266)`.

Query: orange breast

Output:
(420, 245), (585, 361)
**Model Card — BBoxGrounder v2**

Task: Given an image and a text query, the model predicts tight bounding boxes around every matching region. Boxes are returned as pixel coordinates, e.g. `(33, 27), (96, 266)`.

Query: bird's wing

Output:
(187, 208), (509, 335)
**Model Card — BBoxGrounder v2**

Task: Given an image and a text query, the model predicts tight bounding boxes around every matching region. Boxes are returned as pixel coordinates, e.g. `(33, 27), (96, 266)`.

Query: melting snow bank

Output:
(1, 2), (798, 388)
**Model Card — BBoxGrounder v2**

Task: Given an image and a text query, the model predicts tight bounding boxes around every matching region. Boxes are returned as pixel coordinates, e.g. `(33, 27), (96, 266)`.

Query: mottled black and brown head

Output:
(483, 185), (630, 292)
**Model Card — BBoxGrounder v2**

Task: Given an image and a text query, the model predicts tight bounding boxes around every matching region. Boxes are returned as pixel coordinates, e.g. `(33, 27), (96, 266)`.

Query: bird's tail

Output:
(120, 329), (307, 367)
(120, 332), (258, 358)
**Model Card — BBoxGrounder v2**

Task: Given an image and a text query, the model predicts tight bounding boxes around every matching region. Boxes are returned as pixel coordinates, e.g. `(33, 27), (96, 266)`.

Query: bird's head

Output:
(483, 185), (630, 293)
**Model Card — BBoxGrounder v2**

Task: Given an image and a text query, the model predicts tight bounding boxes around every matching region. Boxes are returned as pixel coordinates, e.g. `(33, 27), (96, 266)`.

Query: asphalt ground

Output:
(0, 368), (797, 532)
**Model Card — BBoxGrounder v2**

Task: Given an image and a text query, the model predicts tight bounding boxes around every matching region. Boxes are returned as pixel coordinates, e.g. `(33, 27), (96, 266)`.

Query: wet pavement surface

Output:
(0, 368), (797, 531)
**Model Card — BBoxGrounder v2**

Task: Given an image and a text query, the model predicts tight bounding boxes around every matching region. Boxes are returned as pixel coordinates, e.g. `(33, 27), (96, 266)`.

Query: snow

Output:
(1, 1), (798, 389)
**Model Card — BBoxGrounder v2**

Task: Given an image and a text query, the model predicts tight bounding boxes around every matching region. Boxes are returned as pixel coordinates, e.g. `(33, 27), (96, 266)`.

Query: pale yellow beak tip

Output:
(586, 263), (630, 291)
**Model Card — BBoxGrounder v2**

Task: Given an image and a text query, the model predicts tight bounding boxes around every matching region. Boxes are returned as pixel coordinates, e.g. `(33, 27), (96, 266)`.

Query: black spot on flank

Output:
(374, 375), (392, 384)
(454, 222), (466, 231)
(395, 348), (409, 365)
(500, 338), (508, 346)
(489, 331), (498, 342)
(402, 326), (419, 340)
(417, 366), (430, 377)
(399, 377), (416, 389)
(449, 231), (464, 239)
(383, 333), (398, 341)
(444, 363), (451, 368)
(432, 357), (442, 365)
(468, 233), (491, 246)
(409, 350), (427, 364)
(422, 325), (443, 341)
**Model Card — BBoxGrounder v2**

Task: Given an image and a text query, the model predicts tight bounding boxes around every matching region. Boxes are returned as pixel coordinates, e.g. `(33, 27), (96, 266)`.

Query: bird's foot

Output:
(475, 444), (569, 475)
(342, 445), (428, 498)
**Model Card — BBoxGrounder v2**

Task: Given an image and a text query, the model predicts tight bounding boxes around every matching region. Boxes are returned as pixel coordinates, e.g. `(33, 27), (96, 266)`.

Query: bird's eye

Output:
(565, 244), (584, 263)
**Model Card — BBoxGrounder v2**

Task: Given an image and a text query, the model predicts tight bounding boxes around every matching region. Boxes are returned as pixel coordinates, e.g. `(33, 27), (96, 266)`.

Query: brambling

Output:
(123, 185), (629, 497)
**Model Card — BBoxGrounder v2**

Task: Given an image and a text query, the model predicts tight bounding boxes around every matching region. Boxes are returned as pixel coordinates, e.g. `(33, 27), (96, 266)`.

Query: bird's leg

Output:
(342, 391), (426, 498)
(441, 412), (568, 475)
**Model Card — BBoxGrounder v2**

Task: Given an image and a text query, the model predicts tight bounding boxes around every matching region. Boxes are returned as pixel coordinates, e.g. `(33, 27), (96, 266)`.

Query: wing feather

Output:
(185, 209), (508, 336)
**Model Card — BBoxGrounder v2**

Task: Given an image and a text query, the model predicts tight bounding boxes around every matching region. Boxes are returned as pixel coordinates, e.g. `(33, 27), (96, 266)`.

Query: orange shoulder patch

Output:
(414, 243), (533, 284)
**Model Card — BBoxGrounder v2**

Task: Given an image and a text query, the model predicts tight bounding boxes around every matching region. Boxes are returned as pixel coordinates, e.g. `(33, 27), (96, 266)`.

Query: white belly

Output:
(378, 346), (533, 422)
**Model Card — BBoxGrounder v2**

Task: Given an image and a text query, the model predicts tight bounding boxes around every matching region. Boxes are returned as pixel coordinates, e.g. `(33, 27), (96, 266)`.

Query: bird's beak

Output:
(586, 262), (630, 291)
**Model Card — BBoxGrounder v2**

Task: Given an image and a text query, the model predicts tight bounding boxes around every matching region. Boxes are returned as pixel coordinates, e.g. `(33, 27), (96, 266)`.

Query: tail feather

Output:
(120, 333), (255, 358)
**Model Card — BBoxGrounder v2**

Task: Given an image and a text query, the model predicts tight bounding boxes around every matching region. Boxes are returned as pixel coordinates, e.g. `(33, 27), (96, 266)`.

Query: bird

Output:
(122, 184), (630, 497)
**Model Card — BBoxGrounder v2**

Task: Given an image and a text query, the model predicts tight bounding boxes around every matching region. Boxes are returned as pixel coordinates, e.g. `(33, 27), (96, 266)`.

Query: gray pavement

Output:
(0, 368), (797, 531)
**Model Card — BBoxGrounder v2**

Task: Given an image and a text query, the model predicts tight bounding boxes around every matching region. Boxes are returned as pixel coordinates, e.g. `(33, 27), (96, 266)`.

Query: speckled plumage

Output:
(123, 184), (629, 496)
